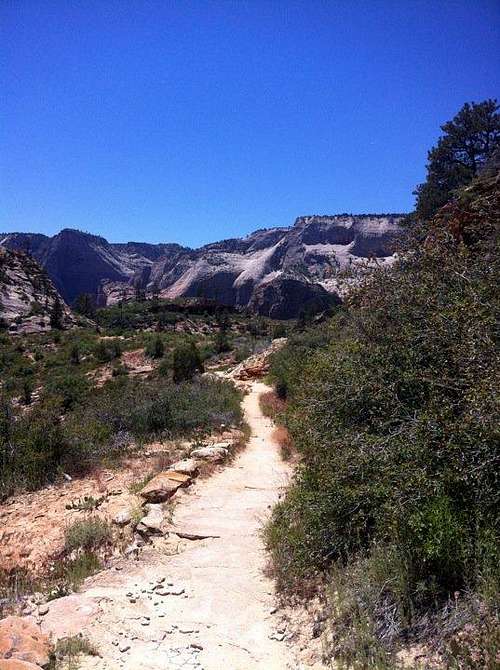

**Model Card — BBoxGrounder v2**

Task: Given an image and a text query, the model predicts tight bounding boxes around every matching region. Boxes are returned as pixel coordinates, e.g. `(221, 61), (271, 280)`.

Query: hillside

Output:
(1, 213), (404, 318)
(265, 170), (499, 667)
(0, 247), (76, 333)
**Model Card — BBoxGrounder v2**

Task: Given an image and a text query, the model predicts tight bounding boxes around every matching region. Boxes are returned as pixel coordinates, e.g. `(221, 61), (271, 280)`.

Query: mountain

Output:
(1, 214), (405, 318)
(0, 247), (76, 333)
(0, 229), (188, 306)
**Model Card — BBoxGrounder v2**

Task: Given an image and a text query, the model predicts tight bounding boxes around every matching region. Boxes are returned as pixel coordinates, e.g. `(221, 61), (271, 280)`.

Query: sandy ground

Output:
(40, 381), (300, 669)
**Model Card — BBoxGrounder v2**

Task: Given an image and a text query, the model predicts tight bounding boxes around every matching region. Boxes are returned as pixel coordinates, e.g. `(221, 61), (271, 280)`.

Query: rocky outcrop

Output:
(139, 472), (191, 503)
(0, 247), (76, 333)
(1, 213), (404, 318)
(0, 230), (187, 306)
(248, 275), (340, 319)
(0, 617), (51, 668)
(227, 338), (287, 382)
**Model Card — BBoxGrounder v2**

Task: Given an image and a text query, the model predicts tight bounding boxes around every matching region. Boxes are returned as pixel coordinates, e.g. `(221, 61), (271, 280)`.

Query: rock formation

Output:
(1, 213), (405, 318)
(0, 247), (76, 333)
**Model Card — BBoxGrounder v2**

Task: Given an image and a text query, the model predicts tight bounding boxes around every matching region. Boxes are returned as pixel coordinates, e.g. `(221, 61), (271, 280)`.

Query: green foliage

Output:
(62, 552), (102, 590)
(69, 343), (80, 365)
(64, 517), (112, 553)
(415, 99), (500, 219)
(22, 378), (33, 405)
(214, 310), (232, 353)
(1, 401), (64, 496)
(65, 495), (107, 512)
(271, 322), (287, 339)
(266, 172), (499, 657)
(172, 341), (203, 382)
(55, 635), (99, 663)
(144, 334), (164, 359)
(73, 292), (96, 318)
(214, 329), (231, 353)
(93, 339), (121, 362)
(45, 372), (89, 411)
(50, 295), (64, 329)
(269, 327), (331, 400)
(157, 357), (171, 376)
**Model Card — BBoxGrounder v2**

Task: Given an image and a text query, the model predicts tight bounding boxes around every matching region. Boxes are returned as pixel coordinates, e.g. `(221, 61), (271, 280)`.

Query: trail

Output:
(41, 381), (295, 669)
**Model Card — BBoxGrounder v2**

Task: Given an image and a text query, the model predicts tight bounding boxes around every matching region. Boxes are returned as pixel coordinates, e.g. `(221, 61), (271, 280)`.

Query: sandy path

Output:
(41, 381), (294, 669)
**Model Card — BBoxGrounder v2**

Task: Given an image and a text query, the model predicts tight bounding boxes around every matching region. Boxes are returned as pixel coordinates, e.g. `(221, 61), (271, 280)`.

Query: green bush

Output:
(45, 371), (89, 411)
(1, 401), (64, 496)
(271, 322), (287, 339)
(265, 172), (499, 657)
(158, 357), (171, 376)
(144, 335), (164, 359)
(64, 517), (112, 553)
(172, 341), (203, 382)
(93, 339), (121, 362)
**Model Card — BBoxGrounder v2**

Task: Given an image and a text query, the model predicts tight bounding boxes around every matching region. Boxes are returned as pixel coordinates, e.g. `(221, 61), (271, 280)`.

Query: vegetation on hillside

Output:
(0, 305), (284, 499)
(266, 124), (499, 665)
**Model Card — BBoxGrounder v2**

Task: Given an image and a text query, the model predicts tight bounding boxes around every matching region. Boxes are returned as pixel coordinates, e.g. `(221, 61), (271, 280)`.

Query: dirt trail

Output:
(41, 381), (296, 669)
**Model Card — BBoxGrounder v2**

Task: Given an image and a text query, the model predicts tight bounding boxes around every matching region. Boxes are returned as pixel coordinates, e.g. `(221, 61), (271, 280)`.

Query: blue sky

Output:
(1, 1), (499, 247)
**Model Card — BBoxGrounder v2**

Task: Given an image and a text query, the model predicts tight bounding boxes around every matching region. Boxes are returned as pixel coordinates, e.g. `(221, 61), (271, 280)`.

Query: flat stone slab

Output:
(140, 472), (191, 503)
(39, 595), (100, 642)
(190, 446), (229, 463)
(169, 458), (201, 476)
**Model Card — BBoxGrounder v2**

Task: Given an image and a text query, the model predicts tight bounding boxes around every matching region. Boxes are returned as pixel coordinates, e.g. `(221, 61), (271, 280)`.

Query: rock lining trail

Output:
(41, 381), (296, 669)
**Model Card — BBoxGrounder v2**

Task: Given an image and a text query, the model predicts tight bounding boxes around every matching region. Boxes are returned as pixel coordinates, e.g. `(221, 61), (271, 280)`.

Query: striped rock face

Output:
(2, 214), (404, 319)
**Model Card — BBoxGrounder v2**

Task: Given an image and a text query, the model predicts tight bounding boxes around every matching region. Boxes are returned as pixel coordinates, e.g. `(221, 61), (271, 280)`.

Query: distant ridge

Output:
(1, 213), (404, 318)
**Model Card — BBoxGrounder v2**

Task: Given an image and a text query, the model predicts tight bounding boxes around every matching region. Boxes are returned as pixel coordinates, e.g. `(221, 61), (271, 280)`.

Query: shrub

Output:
(214, 329), (231, 353)
(45, 372), (89, 411)
(1, 401), (64, 494)
(63, 552), (102, 590)
(93, 339), (121, 363)
(157, 357), (171, 376)
(144, 335), (164, 359)
(272, 426), (293, 461)
(172, 341), (203, 382)
(69, 343), (80, 365)
(22, 378), (33, 405)
(271, 322), (287, 339)
(64, 517), (112, 553)
(259, 390), (285, 418)
(265, 172), (499, 658)
(55, 635), (99, 661)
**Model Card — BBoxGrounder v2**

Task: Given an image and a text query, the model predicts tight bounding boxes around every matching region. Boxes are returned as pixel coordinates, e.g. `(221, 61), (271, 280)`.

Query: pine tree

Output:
(50, 295), (64, 329)
(414, 99), (500, 219)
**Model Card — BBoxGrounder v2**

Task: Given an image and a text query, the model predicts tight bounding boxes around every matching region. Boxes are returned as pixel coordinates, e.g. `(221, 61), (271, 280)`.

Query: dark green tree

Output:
(69, 343), (80, 365)
(172, 341), (203, 383)
(214, 310), (231, 353)
(49, 295), (64, 329)
(22, 379), (33, 405)
(145, 335), (164, 359)
(415, 99), (500, 219)
(73, 293), (96, 318)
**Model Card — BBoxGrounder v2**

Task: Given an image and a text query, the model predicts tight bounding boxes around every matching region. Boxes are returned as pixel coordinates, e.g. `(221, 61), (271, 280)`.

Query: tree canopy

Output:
(414, 99), (500, 219)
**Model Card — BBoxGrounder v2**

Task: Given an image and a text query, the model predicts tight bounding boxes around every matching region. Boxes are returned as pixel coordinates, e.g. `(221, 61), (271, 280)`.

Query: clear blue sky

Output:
(1, 1), (499, 247)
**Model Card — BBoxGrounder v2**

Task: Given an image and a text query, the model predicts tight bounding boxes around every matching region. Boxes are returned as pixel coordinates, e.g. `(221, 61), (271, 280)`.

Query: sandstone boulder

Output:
(112, 510), (131, 526)
(169, 458), (201, 476)
(39, 596), (99, 642)
(136, 504), (164, 534)
(190, 445), (229, 462)
(0, 660), (43, 670)
(0, 616), (51, 668)
(139, 472), (191, 503)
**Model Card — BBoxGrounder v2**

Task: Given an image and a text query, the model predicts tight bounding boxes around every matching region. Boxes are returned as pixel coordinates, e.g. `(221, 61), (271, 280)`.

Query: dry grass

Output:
(259, 390), (286, 418)
(271, 425), (295, 461)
